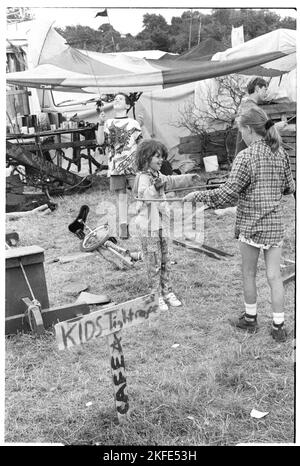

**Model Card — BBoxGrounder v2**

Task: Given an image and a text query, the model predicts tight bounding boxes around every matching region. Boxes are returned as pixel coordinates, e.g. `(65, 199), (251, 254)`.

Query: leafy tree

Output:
(136, 13), (171, 50)
(142, 13), (169, 32)
(55, 8), (296, 55)
(56, 24), (121, 53)
(118, 34), (144, 52)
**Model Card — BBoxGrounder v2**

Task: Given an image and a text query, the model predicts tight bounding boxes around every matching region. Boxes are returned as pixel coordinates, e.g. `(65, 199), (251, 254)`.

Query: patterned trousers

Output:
(140, 231), (172, 296)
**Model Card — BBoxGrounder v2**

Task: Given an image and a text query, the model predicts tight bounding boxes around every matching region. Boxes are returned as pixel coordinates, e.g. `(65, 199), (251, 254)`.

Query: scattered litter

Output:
(85, 401), (93, 407)
(250, 408), (269, 419)
(75, 292), (111, 305)
(171, 344), (180, 348)
(187, 415), (195, 421)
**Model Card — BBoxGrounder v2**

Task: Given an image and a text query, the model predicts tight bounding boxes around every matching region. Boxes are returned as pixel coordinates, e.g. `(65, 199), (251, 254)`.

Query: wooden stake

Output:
(106, 331), (129, 424)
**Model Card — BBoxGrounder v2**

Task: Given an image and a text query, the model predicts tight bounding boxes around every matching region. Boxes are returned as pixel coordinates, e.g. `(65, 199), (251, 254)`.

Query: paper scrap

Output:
(250, 408), (269, 419)
(171, 344), (180, 348)
(85, 401), (93, 407)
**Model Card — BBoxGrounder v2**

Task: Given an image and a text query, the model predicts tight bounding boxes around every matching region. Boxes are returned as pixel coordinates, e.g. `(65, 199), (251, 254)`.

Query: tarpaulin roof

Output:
(6, 23), (296, 94)
(212, 28), (296, 76)
(175, 38), (227, 61)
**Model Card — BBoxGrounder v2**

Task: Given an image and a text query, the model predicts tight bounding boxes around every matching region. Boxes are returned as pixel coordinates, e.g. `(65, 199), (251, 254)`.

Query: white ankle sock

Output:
(273, 312), (284, 326)
(245, 302), (257, 317)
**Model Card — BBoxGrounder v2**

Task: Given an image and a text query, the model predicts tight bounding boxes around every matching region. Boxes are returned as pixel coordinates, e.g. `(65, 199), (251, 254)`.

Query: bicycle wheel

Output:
(80, 224), (111, 252)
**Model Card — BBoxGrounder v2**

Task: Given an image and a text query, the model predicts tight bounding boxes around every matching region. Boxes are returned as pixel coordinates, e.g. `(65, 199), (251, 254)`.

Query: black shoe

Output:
(68, 205), (90, 240)
(230, 313), (258, 333)
(271, 322), (287, 342)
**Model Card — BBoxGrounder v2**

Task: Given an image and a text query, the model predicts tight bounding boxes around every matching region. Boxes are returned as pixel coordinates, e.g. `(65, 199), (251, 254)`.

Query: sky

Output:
(5, 1), (298, 37)
(33, 6), (297, 36)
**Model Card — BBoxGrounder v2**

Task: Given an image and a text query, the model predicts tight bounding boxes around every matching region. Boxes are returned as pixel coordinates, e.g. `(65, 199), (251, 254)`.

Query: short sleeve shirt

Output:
(104, 117), (142, 176)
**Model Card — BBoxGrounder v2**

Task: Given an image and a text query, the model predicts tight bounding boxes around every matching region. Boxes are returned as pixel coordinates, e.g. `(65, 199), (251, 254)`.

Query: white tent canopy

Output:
(6, 22), (296, 151)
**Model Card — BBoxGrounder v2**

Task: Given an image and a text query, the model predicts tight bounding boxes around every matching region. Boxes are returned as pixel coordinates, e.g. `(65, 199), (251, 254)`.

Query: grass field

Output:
(5, 177), (296, 445)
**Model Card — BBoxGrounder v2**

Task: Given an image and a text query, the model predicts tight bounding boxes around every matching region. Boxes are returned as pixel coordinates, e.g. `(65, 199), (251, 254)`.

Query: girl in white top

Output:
(96, 93), (142, 239)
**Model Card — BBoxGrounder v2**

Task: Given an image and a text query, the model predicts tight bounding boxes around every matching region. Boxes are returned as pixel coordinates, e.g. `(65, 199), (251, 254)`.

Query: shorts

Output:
(238, 234), (283, 250)
(109, 174), (136, 192)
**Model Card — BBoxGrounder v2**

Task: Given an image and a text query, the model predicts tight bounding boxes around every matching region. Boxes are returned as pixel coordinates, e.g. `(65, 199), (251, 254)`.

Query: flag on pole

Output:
(95, 9), (108, 17)
(231, 26), (244, 47)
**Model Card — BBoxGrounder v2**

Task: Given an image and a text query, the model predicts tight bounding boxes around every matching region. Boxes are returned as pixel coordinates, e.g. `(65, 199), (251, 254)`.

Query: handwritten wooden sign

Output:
(55, 293), (158, 351)
(54, 293), (158, 423)
(106, 331), (129, 419)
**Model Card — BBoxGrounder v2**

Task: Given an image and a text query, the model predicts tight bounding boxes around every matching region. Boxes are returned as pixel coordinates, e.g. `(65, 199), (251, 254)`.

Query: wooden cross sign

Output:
(54, 293), (158, 423)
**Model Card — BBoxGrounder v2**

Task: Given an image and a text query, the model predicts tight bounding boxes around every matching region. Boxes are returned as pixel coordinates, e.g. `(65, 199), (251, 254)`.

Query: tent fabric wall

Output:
(6, 22), (296, 152)
(212, 28), (296, 73)
(136, 83), (195, 149)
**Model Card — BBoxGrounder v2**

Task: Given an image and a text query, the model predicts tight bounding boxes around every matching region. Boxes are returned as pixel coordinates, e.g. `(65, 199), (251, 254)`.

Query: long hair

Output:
(135, 139), (168, 171)
(237, 107), (281, 153)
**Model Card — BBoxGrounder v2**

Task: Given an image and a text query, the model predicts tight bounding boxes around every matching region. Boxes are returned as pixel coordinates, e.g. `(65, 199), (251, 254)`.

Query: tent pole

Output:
(198, 18), (202, 45)
(188, 10), (193, 50)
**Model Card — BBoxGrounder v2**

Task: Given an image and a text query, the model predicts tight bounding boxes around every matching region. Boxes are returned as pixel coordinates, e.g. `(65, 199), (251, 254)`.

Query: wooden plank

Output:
(54, 293), (158, 351)
(179, 135), (202, 145)
(5, 303), (92, 335)
(41, 303), (91, 328)
(16, 139), (97, 152)
(173, 238), (222, 260)
(106, 331), (129, 423)
(6, 245), (45, 268)
(5, 314), (30, 335)
(260, 102), (296, 114)
(6, 128), (95, 139)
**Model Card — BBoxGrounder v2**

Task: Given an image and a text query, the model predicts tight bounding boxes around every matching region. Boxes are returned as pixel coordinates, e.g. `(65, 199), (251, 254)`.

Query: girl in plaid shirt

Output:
(184, 107), (295, 342)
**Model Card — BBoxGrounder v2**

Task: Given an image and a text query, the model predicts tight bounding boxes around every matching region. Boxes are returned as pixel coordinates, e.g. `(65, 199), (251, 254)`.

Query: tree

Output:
(173, 74), (247, 162)
(136, 13), (171, 50)
(55, 8), (296, 55)
(118, 34), (144, 52)
(56, 24), (121, 53)
(176, 74), (245, 133)
(142, 13), (169, 32)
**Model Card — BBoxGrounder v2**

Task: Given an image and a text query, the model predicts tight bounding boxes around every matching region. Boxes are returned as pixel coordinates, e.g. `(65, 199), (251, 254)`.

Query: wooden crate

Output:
(5, 245), (49, 334)
(178, 130), (232, 168)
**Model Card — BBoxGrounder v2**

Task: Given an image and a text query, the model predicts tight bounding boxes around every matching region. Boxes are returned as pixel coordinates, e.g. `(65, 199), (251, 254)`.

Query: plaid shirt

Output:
(193, 140), (295, 244)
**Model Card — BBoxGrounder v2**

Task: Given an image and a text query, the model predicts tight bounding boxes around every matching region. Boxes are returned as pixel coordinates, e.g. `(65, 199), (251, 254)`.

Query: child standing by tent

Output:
(134, 139), (200, 311)
(235, 77), (268, 156)
(184, 107), (295, 342)
(96, 93), (143, 239)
